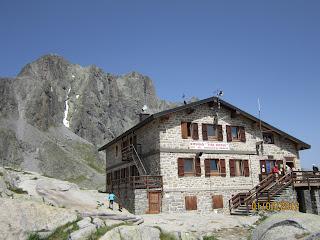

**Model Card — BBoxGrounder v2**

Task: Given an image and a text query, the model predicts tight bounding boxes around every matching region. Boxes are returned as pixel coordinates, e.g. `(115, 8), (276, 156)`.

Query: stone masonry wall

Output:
(159, 103), (301, 212)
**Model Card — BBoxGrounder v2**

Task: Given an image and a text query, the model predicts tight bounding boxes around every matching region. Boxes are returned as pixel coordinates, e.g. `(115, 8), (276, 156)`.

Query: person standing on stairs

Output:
(272, 165), (280, 182)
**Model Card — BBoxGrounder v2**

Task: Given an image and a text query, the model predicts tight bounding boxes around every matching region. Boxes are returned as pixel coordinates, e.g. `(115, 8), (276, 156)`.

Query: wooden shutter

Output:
(220, 159), (226, 177)
(195, 158), (201, 176)
(212, 195), (224, 209)
(185, 196), (197, 210)
(243, 160), (250, 177)
(229, 159), (235, 177)
(240, 126), (246, 142)
(178, 158), (185, 177)
(192, 123), (199, 140)
(202, 124), (208, 140)
(181, 122), (188, 139)
(217, 125), (223, 141)
(204, 159), (211, 177)
(226, 126), (232, 142)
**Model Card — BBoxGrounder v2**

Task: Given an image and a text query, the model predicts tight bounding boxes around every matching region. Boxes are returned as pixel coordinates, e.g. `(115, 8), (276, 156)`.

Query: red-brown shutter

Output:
(243, 160), (250, 177)
(185, 196), (197, 210)
(212, 195), (224, 209)
(220, 159), (226, 177)
(229, 159), (235, 177)
(181, 122), (188, 139)
(195, 158), (201, 176)
(226, 126), (232, 142)
(178, 158), (185, 177)
(217, 125), (223, 141)
(240, 126), (246, 142)
(204, 159), (211, 177)
(192, 123), (199, 140)
(202, 124), (208, 141)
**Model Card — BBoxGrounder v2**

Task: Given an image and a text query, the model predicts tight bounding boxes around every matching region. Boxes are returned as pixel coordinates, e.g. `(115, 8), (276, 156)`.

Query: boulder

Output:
(76, 217), (92, 229)
(252, 212), (320, 240)
(104, 219), (125, 227)
(92, 217), (105, 228)
(0, 197), (77, 240)
(100, 225), (161, 240)
(69, 224), (96, 240)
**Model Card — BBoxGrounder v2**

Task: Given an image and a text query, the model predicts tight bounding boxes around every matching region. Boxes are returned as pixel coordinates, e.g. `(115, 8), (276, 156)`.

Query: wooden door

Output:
(148, 191), (161, 214)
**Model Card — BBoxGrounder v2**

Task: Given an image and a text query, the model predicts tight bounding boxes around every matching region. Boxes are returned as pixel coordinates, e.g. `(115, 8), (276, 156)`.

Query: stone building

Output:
(98, 97), (316, 215)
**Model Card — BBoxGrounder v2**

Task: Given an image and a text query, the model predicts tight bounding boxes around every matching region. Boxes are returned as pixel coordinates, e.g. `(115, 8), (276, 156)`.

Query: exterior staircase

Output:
(229, 172), (293, 215)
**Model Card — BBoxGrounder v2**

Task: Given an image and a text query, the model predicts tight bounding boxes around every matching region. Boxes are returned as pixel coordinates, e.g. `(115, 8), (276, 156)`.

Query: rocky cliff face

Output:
(0, 55), (177, 188)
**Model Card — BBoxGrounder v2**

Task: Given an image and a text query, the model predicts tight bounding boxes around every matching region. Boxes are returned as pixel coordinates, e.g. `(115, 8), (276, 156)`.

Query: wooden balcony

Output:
(292, 171), (320, 189)
(110, 175), (163, 191)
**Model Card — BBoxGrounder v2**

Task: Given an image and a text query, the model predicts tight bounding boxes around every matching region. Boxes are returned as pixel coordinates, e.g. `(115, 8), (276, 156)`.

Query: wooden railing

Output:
(292, 171), (320, 189)
(110, 175), (163, 190)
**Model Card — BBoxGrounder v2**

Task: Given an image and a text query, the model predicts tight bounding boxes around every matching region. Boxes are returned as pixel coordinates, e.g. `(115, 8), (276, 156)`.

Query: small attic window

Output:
(263, 132), (274, 144)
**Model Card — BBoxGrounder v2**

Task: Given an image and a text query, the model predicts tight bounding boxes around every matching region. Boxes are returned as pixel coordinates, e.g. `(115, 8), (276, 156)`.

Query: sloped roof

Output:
(98, 96), (310, 151)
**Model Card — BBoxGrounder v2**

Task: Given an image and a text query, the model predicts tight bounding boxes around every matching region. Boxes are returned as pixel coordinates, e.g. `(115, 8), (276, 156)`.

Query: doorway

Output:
(148, 191), (161, 214)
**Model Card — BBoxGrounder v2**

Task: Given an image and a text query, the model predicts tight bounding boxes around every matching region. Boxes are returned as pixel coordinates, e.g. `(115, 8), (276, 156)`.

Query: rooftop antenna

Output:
(257, 97), (264, 154)
(142, 79), (148, 112)
(216, 90), (224, 109)
(213, 89), (223, 124)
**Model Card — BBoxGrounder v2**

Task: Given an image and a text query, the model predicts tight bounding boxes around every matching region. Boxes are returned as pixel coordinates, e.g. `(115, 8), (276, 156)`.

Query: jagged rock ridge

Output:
(0, 55), (177, 187)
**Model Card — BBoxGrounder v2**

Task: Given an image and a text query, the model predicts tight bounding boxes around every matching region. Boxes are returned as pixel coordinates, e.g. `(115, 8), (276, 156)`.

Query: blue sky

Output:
(1, 1), (319, 168)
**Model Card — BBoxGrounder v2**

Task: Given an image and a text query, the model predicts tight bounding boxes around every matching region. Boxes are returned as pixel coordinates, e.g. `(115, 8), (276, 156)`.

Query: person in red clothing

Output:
(272, 165), (280, 181)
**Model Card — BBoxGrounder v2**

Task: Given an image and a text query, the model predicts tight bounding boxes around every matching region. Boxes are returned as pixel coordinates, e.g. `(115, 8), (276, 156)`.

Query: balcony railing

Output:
(110, 175), (163, 190)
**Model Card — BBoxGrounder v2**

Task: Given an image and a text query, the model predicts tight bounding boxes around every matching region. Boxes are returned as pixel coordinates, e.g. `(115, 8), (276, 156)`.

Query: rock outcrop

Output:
(252, 212), (320, 240)
(0, 54), (178, 187)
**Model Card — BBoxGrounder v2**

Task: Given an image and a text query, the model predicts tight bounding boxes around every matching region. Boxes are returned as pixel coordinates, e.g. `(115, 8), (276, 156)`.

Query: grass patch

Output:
(8, 186), (28, 194)
(295, 232), (310, 239)
(73, 142), (104, 174)
(152, 226), (176, 240)
(203, 235), (219, 240)
(45, 221), (79, 240)
(66, 175), (88, 185)
(27, 233), (41, 240)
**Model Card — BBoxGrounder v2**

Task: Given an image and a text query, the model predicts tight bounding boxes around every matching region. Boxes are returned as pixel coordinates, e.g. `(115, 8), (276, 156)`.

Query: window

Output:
(184, 159), (194, 173)
(208, 125), (217, 138)
(204, 159), (226, 177)
(231, 126), (240, 139)
(177, 158), (201, 177)
(229, 159), (250, 177)
(202, 124), (223, 141)
(210, 159), (219, 171)
(226, 126), (246, 142)
(181, 122), (199, 140)
(263, 132), (274, 144)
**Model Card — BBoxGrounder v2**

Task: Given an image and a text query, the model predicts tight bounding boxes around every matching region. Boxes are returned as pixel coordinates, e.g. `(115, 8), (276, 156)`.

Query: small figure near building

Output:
(108, 192), (115, 210)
